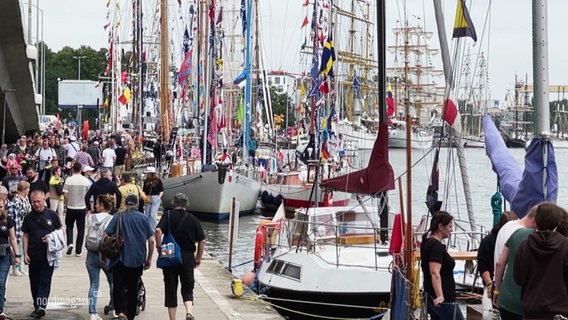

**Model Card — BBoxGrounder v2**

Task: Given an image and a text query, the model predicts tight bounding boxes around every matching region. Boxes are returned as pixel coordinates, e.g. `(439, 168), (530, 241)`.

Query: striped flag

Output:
(319, 37), (335, 78)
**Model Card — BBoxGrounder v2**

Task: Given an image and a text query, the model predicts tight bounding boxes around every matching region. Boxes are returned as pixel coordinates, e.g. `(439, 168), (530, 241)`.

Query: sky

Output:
(36, 0), (568, 104)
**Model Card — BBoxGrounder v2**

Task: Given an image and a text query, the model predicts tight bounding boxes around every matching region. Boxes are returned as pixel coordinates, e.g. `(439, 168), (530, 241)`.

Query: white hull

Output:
(162, 170), (260, 221)
(339, 121), (377, 150)
(388, 127), (433, 149)
(255, 206), (392, 318)
(462, 136), (485, 148)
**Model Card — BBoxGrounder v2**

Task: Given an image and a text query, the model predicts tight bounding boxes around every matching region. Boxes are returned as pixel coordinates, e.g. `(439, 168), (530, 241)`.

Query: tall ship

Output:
(386, 22), (443, 149)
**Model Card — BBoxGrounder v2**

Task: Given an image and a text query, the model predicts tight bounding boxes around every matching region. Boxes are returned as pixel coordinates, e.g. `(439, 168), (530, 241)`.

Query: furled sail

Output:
(321, 122), (394, 194)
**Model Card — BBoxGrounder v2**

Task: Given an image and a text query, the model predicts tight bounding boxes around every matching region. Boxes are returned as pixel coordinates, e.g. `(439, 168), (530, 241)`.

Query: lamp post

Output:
(72, 55), (87, 80)
(2, 89), (16, 145)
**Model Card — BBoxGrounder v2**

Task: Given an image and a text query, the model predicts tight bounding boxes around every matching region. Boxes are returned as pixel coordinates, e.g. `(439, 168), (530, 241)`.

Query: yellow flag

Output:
(300, 81), (306, 97)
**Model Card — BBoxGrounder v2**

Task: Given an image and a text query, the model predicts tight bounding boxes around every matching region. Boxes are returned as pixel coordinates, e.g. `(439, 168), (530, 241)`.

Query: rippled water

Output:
(203, 147), (568, 277)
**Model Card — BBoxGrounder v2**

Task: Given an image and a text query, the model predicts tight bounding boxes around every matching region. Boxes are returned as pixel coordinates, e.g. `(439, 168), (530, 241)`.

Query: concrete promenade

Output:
(5, 252), (284, 320)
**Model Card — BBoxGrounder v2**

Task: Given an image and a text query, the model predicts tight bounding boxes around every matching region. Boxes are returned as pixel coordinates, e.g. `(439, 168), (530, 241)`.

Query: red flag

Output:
(121, 71), (128, 83)
(388, 214), (403, 254)
(442, 99), (458, 126)
(302, 0), (309, 6)
(301, 16), (309, 28)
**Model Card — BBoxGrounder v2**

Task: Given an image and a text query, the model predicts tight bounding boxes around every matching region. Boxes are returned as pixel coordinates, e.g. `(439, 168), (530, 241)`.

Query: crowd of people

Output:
(0, 131), (206, 320)
(421, 202), (568, 320)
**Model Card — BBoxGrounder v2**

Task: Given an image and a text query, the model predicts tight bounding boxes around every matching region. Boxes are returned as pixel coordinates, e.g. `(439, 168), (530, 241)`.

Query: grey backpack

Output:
(85, 214), (112, 252)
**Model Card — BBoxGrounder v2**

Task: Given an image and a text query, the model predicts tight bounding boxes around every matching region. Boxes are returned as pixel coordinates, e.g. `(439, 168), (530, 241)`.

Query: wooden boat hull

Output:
(162, 170), (260, 221)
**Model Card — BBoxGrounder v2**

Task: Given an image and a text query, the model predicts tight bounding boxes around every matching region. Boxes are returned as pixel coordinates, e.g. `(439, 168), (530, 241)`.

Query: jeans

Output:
(0, 255), (12, 312)
(65, 208), (86, 254)
(112, 263), (143, 320)
(86, 251), (113, 314)
(144, 195), (160, 230)
(28, 255), (54, 311)
(427, 300), (464, 320)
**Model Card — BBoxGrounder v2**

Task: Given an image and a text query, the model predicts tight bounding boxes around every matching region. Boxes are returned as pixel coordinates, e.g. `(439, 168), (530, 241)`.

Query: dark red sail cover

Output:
(321, 122), (395, 194)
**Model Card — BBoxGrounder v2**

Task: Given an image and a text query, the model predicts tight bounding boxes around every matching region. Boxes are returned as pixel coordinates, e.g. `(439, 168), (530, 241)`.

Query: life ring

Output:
(253, 227), (265, 270)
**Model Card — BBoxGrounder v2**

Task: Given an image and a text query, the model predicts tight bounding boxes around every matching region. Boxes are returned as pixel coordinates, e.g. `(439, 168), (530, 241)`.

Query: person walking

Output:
(142, 166), (163, 230)
(85, 168), (122, 214)
(6, 181), (31, 276)
(85, 194), (115, 320)
(48, 166), (65, 224)
(493, 206), (538, 320)
(2, 164), (24, 201)
(513, 203), (568, 319)
(118, 173), (145, 212)
(101, 142), (116, 178)
(420, 211), (464, 320)
(105, 194), (155, 320)
(63, 162), (91, 257)
(22, 190), (63, 319)
(114, 141), (127, 183)
(25, 166), (49, 203)
(0, 198), (22, 320)
(155, 193), (205, 320)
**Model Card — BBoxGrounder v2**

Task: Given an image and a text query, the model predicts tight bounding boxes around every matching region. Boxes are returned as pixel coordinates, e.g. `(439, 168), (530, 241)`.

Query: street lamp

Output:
(73, 55), (87, 80)
(2, 89), (16, 145)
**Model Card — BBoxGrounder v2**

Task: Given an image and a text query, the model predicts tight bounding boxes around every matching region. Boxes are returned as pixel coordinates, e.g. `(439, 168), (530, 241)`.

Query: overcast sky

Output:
(36, 0), (568, 103)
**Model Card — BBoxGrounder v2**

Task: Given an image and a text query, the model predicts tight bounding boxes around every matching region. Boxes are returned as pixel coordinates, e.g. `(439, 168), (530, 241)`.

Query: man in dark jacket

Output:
(84, 167), (121, 213)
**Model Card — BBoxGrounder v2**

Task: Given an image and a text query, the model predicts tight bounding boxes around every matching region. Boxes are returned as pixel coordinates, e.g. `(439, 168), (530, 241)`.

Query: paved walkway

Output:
(5, 252), (284, 320)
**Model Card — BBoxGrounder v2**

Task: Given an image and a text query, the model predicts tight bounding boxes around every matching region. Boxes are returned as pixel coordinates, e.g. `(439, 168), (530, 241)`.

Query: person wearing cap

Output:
(64, 136), (80, 164)
(142, 166), (163, 230)
(87, 140), (101, 167)
(118, 172), (146, 211)
(63, 162), (91, 257)
(155, 193), (205, 320)
(104, 194), (154, 320)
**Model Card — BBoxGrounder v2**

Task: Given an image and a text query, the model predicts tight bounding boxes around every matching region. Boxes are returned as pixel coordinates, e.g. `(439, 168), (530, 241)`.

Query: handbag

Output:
(99, 212), (124, 259)
(156, 212), (187, 269)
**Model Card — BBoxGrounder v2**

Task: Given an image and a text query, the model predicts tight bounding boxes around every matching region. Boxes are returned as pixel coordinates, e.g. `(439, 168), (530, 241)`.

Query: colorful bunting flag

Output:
(178, 49), (193, 85)
(236, 93), (244, 124)
(319, 37), (335, 78)
(118, 87), (131, 105)
(301, 16), (309, 28)
(240, 0), (246, 36)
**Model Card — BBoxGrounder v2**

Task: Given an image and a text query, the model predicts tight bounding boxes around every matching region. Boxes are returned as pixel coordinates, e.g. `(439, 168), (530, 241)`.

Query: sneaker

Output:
(12, 270), (23, 277)
(66, 244), (74, 255)
(89, 314), (103, 320)
(0, 312), (6, 320)
(75, 252), (83, 257)
(117, 313), (128, 320)
(29, 310), (36, 317)
(186, 313), (195, 320)
(35, 307), (46, 319)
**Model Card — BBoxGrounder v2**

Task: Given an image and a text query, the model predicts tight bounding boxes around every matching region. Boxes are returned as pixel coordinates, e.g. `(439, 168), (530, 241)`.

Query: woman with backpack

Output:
(85, 194), (115, 320)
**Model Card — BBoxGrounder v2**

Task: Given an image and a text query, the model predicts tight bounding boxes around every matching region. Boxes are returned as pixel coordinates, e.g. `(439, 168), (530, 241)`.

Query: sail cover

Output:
(482, 114), (558, 218)
(482, 114), (522, 202)
(321, 122), (395, 194)
(512, 136), (557, 217)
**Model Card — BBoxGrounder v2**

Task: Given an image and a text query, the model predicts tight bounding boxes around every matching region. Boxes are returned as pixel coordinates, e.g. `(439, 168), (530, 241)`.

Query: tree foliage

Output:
(269, 86), (296, 131)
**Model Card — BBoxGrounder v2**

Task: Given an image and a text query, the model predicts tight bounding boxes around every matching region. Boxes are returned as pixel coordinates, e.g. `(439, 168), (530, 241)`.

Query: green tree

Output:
(41, 44), (108, 127)
(269, 86), (296, 131)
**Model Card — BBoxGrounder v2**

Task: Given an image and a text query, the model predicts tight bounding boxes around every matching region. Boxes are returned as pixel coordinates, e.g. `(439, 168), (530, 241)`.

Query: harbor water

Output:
(202, 147), (568, 277)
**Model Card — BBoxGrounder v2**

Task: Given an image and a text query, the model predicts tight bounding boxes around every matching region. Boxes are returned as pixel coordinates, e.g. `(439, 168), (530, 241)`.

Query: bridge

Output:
(0, 0), (40, 143)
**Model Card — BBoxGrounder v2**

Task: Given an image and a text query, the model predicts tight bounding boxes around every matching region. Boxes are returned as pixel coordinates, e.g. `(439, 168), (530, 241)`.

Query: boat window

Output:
(281, 263), (301, 280)
(311, 214), (333, 237)
(267, 259), (285, 274)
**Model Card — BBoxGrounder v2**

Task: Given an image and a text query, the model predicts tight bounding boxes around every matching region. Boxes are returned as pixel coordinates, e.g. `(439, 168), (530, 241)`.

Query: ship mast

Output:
(160, 0), (170, 141)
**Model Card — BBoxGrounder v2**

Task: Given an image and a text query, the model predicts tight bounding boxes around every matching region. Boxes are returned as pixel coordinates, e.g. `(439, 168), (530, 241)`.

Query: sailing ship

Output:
(386, 23), (441, 149)
(157, 0), (262, 221)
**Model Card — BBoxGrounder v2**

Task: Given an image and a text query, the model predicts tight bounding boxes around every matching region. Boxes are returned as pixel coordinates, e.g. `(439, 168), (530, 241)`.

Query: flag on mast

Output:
(452, 0), (477, 42)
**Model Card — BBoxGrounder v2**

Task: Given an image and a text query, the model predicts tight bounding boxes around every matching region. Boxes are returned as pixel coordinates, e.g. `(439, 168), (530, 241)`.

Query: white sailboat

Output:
(161, 0), (261, 221)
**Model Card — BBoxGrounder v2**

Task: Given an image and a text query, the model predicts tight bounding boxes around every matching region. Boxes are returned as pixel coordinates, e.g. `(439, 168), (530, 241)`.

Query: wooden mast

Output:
(160, 0), (170, 141)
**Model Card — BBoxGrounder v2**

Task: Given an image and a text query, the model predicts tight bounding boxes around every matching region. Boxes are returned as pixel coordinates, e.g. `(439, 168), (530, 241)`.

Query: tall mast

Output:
(533, 0), (549, 134)
(134, 0), (143, 133)
(160, 0), (170, 141)
(242, 0), (252, 161)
